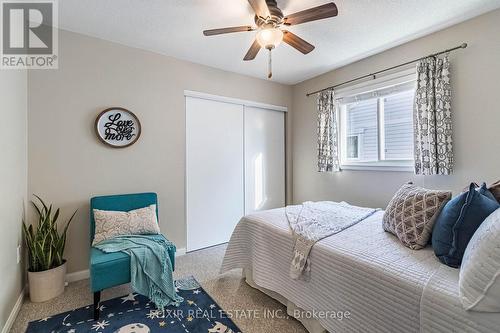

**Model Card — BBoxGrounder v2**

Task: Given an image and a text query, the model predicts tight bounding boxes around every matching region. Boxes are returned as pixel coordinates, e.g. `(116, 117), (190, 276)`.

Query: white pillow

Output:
(92, 204), (160, 245)
(459, 208), (500, 312)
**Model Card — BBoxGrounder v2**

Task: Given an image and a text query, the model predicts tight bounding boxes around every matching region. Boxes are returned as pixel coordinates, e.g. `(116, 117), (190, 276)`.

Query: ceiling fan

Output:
(203, 0), (338, 79)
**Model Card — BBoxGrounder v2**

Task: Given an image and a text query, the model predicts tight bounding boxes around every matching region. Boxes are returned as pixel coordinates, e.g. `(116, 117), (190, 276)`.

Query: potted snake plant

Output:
(22, 195), (77, 302)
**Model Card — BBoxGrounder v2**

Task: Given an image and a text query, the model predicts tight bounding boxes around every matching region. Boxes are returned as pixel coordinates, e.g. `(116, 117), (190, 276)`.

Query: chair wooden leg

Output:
(93, 291), (101, 321)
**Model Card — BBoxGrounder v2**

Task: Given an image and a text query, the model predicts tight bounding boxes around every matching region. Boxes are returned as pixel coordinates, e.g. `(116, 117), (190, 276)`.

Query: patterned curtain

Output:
(317, 89), (340, 172)
(414, 56), (453, 175)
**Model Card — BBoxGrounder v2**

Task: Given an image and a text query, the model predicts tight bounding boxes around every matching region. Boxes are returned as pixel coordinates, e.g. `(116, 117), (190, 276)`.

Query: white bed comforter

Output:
(220, 208), (500, 333)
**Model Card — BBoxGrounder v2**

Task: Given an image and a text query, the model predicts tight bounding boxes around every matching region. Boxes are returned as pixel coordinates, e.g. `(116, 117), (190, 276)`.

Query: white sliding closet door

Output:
(244, 106), (285, 214)
(186, 97), (244, 252)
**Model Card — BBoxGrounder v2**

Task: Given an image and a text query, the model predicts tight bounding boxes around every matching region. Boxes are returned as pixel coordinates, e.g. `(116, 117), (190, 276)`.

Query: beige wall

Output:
(0, 70), (27, 330)
(292, 9), (500, 208)
(28, 30), (293, 274)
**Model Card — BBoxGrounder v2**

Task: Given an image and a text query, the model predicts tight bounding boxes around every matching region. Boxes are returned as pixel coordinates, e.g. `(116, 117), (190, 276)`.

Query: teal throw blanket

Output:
(94, 234), (183, 310)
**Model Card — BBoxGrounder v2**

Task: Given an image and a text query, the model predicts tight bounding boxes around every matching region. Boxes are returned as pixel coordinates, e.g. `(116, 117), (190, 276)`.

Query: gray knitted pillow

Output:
(383, 183), (451, 250)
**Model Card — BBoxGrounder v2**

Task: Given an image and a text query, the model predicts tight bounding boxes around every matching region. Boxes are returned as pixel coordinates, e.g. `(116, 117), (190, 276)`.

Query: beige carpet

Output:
(11, 244), (307, 333)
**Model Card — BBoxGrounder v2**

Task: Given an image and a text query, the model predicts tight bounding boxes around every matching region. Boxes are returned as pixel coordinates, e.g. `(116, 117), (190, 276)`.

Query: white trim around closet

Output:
(184, 90), (288, 113)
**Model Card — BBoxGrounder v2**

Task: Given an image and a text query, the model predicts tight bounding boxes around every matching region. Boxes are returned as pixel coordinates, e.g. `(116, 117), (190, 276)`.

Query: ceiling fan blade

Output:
(203, 26), (255, 36)
(282, 30), (315, 54)
(248, 0), (271, 18)
(284, 2), (338, 26)
(243, 39), (261, 61)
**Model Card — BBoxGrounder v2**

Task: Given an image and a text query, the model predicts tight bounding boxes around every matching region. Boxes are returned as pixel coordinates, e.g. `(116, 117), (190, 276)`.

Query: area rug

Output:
(26, 276), (241, 333)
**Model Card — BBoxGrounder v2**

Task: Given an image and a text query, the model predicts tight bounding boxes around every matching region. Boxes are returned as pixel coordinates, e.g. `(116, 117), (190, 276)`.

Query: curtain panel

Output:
(414, 56), (454, 175)
(317, 89), (340, 172)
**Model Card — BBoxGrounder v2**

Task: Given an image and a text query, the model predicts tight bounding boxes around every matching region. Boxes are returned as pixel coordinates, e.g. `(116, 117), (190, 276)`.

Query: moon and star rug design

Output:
(26, 276), (241, 333)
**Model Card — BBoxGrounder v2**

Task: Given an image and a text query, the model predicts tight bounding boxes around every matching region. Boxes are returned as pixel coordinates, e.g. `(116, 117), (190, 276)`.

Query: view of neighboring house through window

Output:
(346, 135), (360, 159)
(382, 89), (414, 161)
(339, 73), (415, 171)
(345, 98), (379, 162)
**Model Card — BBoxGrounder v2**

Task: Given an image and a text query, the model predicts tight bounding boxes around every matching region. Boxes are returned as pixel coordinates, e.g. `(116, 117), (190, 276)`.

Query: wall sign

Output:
(95, 107), (141, 148)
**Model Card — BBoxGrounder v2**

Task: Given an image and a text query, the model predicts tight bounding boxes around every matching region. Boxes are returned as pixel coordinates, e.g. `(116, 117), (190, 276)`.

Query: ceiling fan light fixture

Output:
(256, 27), (283, 49)
(203, 1), (339, 76)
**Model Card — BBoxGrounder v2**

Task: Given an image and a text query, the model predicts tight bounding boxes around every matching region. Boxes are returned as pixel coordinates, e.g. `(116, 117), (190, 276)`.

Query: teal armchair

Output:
(89, 192), (175, 320)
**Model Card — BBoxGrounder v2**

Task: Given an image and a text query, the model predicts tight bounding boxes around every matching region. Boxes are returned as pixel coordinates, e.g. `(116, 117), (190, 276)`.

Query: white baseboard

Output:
(175, 247), (186, 257)
(64, 248), (187, 283)
(1, 287), (25, 333)
(66, 269), (90, 283)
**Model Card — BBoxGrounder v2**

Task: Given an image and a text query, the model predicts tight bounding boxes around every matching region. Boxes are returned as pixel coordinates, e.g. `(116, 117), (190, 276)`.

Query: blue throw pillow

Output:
(478, 182), (497, 202)
(432, 183), (500, 268)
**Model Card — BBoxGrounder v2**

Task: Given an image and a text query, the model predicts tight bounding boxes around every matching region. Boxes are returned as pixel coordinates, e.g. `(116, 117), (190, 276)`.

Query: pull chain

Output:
(268, 48), (272, 79)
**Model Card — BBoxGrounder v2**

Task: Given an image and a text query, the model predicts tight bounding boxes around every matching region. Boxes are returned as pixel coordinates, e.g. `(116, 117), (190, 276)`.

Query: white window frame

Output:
(336, 67), (416, 172)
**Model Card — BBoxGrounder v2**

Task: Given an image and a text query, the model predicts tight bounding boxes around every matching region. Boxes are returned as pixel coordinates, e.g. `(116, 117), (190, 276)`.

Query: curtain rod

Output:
(306, 43), (468, 97)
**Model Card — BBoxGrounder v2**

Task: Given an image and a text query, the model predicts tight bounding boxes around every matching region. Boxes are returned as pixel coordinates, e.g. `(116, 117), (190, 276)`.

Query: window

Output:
(346, 135), (360, 159)
(382, 90), (414, 161)
(344, 98), (378, 162)
(338, 72), (415, 171)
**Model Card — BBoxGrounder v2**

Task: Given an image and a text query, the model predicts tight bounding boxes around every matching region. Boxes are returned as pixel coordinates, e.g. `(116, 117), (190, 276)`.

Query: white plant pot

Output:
(28, 261), (67, 302)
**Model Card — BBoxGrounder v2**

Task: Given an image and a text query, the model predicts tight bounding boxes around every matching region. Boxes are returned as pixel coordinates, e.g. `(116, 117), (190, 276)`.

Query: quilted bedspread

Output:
(221, 208), (500, 333)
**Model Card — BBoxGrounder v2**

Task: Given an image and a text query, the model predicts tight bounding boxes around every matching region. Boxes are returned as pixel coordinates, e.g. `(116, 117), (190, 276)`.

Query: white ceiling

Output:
(58, 0), (500, 84)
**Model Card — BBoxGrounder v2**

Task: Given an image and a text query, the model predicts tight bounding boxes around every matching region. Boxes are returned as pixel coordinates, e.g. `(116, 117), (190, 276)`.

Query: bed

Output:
(220, 207), (500, 333)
